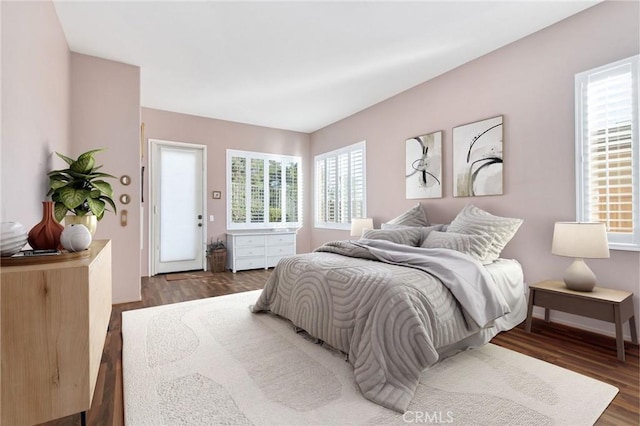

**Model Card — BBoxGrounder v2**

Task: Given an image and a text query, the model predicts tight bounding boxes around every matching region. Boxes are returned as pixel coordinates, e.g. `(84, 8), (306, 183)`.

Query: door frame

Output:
(149, 138), (208, 276)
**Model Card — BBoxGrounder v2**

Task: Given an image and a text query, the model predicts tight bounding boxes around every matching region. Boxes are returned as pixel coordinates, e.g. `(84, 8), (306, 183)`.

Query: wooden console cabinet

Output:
(1, 240), (112, 425)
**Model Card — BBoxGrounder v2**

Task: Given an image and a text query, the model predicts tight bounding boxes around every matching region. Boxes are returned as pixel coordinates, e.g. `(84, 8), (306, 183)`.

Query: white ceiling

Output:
(53, 1), (599, 133)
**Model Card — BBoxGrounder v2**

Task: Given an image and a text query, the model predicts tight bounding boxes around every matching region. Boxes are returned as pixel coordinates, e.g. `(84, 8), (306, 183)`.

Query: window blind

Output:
(314, 141), (366, 229)
(285, 162), (299, 223)
(576, 55), (639, 250)
(226, 150), (302, 229)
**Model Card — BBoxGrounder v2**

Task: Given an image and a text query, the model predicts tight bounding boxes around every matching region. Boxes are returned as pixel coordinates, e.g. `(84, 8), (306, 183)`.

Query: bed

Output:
(251, 204), (525, 412)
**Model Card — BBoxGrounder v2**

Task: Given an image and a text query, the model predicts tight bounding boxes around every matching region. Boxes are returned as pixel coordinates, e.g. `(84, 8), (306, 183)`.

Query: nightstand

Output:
(526, 280), (638, 361)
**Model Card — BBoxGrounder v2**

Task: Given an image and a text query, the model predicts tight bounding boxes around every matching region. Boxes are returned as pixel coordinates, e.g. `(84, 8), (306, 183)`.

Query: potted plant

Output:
(206, 238), (227, 272)
(47, 149), (117, 235)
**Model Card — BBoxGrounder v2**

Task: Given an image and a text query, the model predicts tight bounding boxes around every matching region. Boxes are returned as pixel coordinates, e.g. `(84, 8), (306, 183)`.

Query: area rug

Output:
(122, 290), (618, 425)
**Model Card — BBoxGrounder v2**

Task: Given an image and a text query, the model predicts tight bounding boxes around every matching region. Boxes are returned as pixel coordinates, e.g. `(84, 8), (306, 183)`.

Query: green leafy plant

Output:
(47, 149), (117, 222)
(206, 238), (226, 256)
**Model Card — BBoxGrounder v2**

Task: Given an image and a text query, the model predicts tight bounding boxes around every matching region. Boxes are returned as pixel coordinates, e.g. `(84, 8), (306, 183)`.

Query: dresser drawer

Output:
(266, 233), (295, 246)
(266, 244), (294, 256)
(235, 235), (266, 247)
(235, 257), (266, 271)
(236, 246), (266, 258)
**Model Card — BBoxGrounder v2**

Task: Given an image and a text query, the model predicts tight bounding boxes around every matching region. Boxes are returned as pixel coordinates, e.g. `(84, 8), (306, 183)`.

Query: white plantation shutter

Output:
(337, 152), (349, 223)
(576, 55), (639, 250)
(315, 141), (366, 229)
(250, 158), (265, 223)
(230, 157), (246, 224)
(350, 148), (365, 219)
(316, 160), (326, 223)
(227, 150), (302, 229)
(285, 162), (299, 223)
(269, 160), (282, 223)
(326, 156), (337, 223)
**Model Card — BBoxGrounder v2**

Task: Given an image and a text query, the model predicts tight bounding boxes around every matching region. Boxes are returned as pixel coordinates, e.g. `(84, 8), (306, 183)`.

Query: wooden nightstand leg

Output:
(614, 305), (626, 362)
(544, 308), (550, 322)
(525, 289), (535, 333)
(629, 316), (638, 345)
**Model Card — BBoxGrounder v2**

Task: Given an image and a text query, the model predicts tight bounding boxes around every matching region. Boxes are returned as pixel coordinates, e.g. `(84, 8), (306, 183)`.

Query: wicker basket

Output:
(208, 249), (227, 273)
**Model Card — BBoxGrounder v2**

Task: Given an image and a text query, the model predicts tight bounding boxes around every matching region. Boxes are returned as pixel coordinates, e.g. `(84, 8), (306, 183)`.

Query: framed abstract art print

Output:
(453, 116), (503, 197)
(405, 131), (442, 199)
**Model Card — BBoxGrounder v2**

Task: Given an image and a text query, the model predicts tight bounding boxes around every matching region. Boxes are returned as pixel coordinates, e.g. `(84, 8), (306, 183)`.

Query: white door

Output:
(150, 140), (207, 275)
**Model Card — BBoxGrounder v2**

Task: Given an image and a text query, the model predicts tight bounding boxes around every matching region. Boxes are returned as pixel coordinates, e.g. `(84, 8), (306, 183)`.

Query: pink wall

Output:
(310, 1), (640, 338)
(70, 53), (141, 303)
(1, 1), (70, 414)
(140, 108), (311, 277)
(1, 0), (70, 227)
(1, 2), (141, 304)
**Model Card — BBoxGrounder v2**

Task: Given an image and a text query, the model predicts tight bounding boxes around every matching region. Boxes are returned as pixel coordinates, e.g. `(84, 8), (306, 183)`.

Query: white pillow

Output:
(447, 204), (522, 263)
(421, 231), (494, 264)
(385, 203), (429, 227)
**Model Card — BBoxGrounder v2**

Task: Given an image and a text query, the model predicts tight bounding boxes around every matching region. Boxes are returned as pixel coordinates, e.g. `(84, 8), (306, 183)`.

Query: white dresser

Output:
(226, 229), (297, 273)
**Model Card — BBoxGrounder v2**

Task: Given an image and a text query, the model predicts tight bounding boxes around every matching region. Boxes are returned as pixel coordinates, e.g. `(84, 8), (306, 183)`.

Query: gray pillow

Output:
(447, 204), (522, 263)
(382, 223), (445, 245)
(385, 203), (429, 227)
(418, 224), (446, 241)
(421, 231), (494, 264)
(362, 227), (422, 247)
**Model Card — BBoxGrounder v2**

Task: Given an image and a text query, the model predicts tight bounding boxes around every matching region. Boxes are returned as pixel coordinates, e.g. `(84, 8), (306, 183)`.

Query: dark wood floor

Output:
(44, 269), (639, 426)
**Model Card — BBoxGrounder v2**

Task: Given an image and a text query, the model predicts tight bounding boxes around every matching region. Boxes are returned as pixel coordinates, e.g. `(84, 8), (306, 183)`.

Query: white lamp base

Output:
(563, 258), (597, 292)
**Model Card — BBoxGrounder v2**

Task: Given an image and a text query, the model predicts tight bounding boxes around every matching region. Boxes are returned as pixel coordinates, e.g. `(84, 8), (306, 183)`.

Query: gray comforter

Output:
(251, 239), (511, 412)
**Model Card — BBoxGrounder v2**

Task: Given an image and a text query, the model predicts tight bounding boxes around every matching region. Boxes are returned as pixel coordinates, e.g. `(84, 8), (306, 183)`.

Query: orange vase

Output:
(27, 201), (64, 250)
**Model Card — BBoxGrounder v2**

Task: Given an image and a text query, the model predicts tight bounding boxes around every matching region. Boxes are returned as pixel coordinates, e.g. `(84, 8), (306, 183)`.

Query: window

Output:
(575, 55), (639, 251)
(314, 141), (366, 229)
(227, 149), (301, 229)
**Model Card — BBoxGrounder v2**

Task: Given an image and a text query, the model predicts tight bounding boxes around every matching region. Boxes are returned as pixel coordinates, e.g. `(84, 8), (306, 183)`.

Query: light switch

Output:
(209, 215), (214, 222)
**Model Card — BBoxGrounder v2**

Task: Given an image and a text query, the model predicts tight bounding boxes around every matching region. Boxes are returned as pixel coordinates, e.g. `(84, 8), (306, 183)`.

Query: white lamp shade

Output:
(552, 222), (610, 259)
(350, 218), (373, 237)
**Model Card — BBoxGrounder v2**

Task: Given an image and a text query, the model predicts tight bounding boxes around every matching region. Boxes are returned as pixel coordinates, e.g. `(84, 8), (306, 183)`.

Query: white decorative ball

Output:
(1, 222), (28, 257)
(60, 224), (92, 252)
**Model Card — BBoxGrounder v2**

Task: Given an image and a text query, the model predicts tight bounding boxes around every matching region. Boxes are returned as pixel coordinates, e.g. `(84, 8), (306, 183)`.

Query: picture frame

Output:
(212, 190), (222, 199)
(405, 131), (442, 199)
(453, 116), (503, 197)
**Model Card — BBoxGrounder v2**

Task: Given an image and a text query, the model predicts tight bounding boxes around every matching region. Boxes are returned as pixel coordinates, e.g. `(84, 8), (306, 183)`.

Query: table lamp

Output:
(350, 218), (373, 237)
(551, 222), (610, 291)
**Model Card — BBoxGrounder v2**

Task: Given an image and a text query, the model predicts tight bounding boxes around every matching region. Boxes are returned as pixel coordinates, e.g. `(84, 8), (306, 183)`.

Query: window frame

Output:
(575, 54), (640, 251)
(314, 141), (367, 230)
(226, 149), (302, 230)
